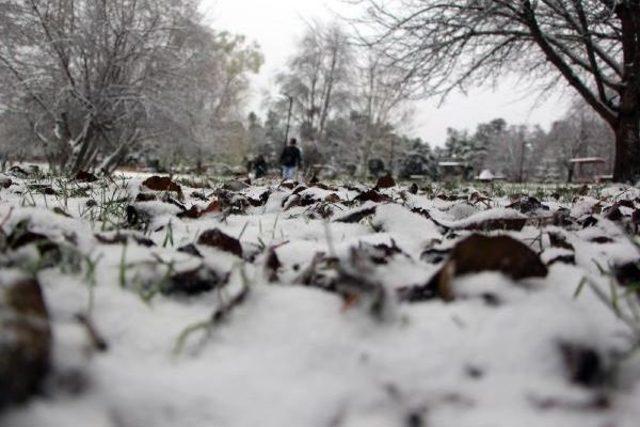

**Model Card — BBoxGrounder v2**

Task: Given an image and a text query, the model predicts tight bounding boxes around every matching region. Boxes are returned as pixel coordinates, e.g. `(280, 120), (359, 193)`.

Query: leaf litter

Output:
(1, 172), (640, 426)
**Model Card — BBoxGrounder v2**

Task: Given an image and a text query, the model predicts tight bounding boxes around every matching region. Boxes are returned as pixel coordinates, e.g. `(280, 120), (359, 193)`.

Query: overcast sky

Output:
(202, 0), (570, 146)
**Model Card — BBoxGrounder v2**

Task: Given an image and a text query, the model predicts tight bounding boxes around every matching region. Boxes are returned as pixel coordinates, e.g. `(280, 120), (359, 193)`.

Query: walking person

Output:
(280, 138), (302, 181)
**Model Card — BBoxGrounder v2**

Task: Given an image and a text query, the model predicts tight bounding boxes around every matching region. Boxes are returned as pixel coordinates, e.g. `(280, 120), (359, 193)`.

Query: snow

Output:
(2, 174), (640, 426)
(478, 169), (495, 181)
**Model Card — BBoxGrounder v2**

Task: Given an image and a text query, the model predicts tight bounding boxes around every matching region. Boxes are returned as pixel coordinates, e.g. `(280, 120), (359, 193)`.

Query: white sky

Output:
(202, 0), (570, 146)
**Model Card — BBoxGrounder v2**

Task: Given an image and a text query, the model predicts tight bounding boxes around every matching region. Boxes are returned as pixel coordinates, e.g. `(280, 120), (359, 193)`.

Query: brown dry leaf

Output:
(548, 232), (574, 251)
(95, 233), (155, 247)
(462, 218), (527, 232)
(507, 196), (548, 214)
(590, 236), (614, 244)
(177, 244), (203, 258)
(618, 199), (636, 209)
(198, 228), (243, 258)
(581, 216), (599, 228)
(135, 192), (157, 202)
(265, 248), (282, 282)
(74, 170), (98, 183)
(614, 262), (640, 297)
(375, 174), (396, 189)
(142, 176), (182, 194)
(0, 176), (12, 189)
(178, 199), (220, 219)
(559, 341), (604, 387)
(248, 190), (271, 207)
(400, 234), (547, 303)
(1, 277), (51, 406)
(335, 206), (377, 224)
(604, 204), (623, 221)
(163, 266), (226, 296)
(354, 189), (392, 204)
(446, 234), (548, 279)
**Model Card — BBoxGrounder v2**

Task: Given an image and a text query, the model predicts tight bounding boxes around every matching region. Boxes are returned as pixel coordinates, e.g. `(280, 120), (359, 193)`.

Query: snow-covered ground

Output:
(2, 168), (640, 427)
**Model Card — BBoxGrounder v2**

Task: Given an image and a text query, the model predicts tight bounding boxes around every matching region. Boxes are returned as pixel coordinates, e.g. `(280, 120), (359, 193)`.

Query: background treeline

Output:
(0, 6), (619, 181)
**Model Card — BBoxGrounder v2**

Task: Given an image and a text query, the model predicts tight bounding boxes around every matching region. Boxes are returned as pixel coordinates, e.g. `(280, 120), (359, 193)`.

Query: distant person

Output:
(280, 138), (302, 180)
(254, 154), (267, 178)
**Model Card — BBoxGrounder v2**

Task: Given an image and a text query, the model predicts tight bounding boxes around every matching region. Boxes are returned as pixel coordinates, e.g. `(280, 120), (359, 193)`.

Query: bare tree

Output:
(542, 98), (615, 180)
(0, 0), (256, 175)
(355, 0), (640, 182)
(354, 54), (413, 175)
(276, 22), (353, 146)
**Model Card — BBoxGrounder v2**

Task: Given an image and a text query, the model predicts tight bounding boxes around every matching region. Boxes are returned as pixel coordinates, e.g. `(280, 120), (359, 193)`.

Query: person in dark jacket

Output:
(253, 154), (267, 178)
(280, 138), (302, 180)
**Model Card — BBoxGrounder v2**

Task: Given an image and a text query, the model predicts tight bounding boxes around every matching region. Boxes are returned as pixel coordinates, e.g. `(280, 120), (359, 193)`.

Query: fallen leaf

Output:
(177, 244), (203, 258)
(462, 217), (527, 232)
(581, 216), (599, 228)
(507, 196), (549, 214)
(613, 262), (640, 297)
(324, 193), (342, 203)
(605, 205), (623, 221)
(401, 234), (547, 302)
(163, 266), (226, 296)
(354, 190), (392, 204)
(559, 341), (604, 387)
(74, 171), (98, 183)
(0, 177), (12, 189)
(135, 193), (157, 202)
(265, 248), (282, 282)
(590, 236), (613, 244)
(178, 200), (220, 219)
(198, 229), (243, 258)
(142, 176), (182, 194)
(1, 277), (51, 406)
(375, 174), (396, 189)
(95, 233), (155, 247)
(335, 206), (377, 223)
(548, 232), (574, 251)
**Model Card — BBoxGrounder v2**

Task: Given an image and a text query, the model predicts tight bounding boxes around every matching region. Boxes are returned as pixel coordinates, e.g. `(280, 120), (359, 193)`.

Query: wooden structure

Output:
(568, 157), (611, 183)
(438, 161), (468, 181)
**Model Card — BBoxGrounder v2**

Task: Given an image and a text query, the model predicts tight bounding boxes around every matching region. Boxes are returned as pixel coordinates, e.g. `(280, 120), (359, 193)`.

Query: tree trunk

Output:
(613, 113), (640, 182)
(613, 3), (640, 183)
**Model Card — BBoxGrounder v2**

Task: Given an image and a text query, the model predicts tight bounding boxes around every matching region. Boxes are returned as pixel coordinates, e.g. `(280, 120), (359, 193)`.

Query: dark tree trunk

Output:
(613, 3), (640, 183)
(613, 112), (640, 182)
